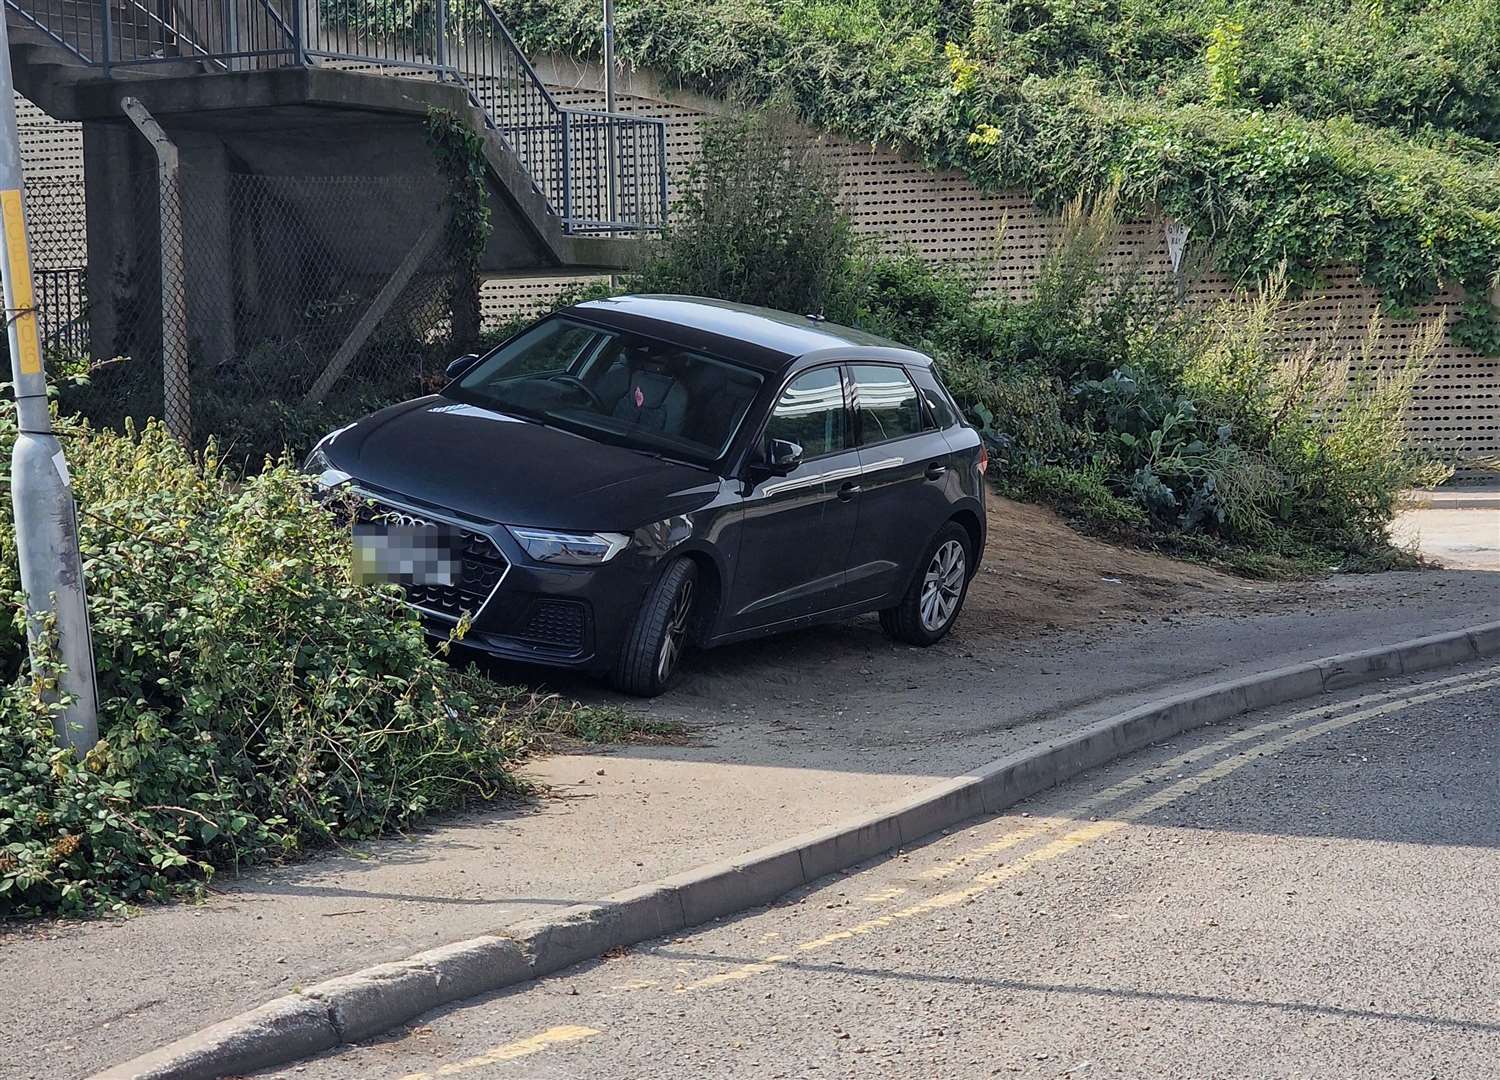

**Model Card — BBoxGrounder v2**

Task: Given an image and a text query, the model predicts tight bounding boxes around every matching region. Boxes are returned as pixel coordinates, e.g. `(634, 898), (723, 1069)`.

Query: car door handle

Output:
(925, 463), (948, 481)
(837, 481), (861, 501)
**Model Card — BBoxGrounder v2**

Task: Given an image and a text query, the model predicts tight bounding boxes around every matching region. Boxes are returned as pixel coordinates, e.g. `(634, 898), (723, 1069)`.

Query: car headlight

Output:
(508, 527), (631, 566)
(303, 446), (351, 489)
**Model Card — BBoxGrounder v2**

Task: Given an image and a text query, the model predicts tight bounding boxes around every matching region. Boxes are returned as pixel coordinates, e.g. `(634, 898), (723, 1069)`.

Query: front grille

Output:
(516, 599), (587, 651)
(347, 495), (508, 620)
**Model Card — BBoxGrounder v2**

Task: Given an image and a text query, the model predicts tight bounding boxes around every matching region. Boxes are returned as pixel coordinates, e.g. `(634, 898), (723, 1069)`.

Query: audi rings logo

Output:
(378, 510), (436, 529)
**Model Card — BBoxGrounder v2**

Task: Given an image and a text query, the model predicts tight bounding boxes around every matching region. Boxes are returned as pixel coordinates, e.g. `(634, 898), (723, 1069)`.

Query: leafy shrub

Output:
(634, 113), (868, 322)
(1000, 462), (1150, 537)
(0, 414), (607, 917)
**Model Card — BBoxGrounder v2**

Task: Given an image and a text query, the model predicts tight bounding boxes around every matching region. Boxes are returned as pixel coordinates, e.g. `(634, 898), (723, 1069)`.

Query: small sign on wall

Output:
(1164, 217), (1191, 274)
(1165, 217), (1191, 301)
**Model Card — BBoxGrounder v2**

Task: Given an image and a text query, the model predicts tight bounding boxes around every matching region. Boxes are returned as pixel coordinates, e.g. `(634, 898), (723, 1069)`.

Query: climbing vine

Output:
(456, 0), (1500, 354)
(426, 107), (494, 348)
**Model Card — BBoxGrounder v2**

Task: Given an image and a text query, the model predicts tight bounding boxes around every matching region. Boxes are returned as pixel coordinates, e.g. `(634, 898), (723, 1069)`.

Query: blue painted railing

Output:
(5, 0), (668, 233)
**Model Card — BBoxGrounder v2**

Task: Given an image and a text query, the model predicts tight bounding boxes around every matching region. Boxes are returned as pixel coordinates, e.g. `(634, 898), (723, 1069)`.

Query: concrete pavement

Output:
(273, 662), (1500, 1079)
(1392, 497), (1499, 571)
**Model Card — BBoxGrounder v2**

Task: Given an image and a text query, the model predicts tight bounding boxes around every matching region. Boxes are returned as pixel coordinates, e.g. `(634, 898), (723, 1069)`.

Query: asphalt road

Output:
(268, 662), (1500, 1080)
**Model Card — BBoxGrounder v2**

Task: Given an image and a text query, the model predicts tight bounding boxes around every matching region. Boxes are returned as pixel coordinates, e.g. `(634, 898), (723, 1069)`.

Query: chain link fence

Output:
(27, 168), (481, 469)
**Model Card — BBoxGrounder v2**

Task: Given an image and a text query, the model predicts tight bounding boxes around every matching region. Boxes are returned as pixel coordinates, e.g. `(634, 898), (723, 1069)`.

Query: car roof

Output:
(560, 294), (930, 372)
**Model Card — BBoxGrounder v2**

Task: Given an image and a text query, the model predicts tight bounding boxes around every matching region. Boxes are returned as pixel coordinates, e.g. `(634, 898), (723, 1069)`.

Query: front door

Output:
(723, 365), (862, 632)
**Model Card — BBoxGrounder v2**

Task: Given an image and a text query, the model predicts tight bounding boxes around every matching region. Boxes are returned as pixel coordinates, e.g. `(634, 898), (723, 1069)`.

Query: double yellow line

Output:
(681, 663), (1500, 992)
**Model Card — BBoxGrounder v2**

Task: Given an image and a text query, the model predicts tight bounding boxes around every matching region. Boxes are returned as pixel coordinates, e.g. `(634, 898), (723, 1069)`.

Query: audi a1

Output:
(306, 295), (988, 696)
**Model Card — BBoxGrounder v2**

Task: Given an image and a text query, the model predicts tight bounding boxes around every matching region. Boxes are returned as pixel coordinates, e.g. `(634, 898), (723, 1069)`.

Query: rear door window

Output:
(849, 364), (925, 446)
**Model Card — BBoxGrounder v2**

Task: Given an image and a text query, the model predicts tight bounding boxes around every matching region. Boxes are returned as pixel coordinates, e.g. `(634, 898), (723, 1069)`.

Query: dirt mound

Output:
(962, 496), (1266, 637)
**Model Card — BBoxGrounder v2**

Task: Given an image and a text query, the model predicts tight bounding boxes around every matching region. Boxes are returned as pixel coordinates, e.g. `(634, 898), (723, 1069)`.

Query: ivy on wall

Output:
(458, 0), (1500, 353)
(426, 107), (494, 348)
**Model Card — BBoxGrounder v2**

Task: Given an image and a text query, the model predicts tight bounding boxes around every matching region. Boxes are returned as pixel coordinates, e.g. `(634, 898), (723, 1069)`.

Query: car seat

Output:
(595, 349), (690, 438)
(682, 365), (759, 451)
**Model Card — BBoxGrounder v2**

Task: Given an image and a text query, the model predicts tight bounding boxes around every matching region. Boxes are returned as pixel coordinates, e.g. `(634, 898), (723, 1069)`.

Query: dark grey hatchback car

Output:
(307, 295), (988, 696)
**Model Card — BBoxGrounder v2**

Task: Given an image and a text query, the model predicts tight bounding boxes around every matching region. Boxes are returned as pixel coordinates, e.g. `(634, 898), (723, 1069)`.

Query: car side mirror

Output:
(445, 353), (480, 380)
(764, 438), (804, 477)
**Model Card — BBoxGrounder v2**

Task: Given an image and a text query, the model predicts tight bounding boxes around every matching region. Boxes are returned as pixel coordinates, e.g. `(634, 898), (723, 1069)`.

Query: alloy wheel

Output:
(656, 578), (695, 683)
(919, 539), (965, 632)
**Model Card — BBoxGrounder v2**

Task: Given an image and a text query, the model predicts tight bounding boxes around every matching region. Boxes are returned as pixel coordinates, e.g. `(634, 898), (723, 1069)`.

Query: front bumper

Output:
(340, 486), (656, 675)
(435, 554), (657, 674)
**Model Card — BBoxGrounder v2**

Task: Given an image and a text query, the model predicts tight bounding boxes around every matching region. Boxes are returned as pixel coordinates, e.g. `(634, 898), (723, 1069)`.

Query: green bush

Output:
(1000, 462), (1150, 537)
(634, 113), (868, 321)
(0, 414), (609, 917)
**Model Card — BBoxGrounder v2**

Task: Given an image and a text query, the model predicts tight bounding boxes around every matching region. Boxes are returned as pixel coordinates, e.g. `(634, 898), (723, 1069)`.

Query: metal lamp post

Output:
(0, 15), (100, 755)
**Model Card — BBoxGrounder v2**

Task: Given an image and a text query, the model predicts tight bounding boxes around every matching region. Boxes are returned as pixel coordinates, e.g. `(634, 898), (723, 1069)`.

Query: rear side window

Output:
(910, 366), (960, 429)
(766, 367), (847, 458)
(850, 364), (924, 445)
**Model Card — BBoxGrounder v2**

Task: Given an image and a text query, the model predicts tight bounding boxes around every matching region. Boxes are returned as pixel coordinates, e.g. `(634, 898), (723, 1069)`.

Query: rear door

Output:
(844, 363), (956, 606)
(722, 365), (863, 632)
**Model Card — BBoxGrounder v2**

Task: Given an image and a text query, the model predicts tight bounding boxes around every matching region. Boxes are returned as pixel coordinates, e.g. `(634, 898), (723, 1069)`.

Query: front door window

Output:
(767, 366), (848, 458)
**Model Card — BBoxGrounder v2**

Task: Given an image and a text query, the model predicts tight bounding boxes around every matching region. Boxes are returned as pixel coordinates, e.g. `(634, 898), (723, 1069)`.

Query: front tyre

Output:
(879, 522), (971, 646)
(612, 557), (699, 697)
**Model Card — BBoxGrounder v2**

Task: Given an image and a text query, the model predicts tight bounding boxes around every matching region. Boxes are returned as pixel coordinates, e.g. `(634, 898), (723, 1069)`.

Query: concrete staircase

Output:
(8, 0), (645, 386)
(6, 0), (663, 257)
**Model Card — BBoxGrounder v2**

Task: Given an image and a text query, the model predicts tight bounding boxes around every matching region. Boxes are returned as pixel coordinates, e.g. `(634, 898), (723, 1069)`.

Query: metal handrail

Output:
(118, 0), (223, 66)
(4, 0), (94, 63)
(5, 0), (667, 232)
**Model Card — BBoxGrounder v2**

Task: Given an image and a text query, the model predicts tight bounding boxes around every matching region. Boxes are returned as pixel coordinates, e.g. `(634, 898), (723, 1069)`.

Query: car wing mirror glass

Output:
(445, 353), (481, 380)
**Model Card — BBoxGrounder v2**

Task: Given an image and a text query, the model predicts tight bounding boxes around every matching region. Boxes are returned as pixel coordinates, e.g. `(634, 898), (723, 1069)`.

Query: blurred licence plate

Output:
(353, 522), (463, 587)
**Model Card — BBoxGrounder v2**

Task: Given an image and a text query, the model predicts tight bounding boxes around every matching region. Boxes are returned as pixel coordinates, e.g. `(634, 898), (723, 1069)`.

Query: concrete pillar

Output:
(82, 119), (157, 366)
(177, 133), (236, 367)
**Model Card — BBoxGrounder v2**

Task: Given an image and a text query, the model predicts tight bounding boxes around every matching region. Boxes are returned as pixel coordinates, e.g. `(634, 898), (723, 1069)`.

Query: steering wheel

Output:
(548, 373), (605, 411)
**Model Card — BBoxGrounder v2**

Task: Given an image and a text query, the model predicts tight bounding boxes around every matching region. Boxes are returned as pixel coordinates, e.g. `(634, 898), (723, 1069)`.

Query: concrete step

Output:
(1410, 485), (1500, 510)
(14, 58), (91, 84)
(8, 5), (176, 46)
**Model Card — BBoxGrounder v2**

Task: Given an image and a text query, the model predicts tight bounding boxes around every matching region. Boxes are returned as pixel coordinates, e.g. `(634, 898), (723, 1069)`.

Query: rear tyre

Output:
(612, 557), (699, 697)
(879, 522), (971, 646)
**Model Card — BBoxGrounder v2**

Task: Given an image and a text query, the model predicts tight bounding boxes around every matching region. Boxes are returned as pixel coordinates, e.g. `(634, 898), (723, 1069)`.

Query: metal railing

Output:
(5, 0), (668, 232)
(35, 266), (88, 355)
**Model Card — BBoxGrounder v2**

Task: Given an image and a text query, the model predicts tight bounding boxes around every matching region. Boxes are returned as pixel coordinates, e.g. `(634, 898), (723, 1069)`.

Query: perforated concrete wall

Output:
(13, 84), (1496, 468)
(484, 85), (1497, 470)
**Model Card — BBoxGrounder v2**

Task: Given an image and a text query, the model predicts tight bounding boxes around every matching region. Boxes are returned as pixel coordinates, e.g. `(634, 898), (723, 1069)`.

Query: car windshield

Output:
(447, 316), (765, 466)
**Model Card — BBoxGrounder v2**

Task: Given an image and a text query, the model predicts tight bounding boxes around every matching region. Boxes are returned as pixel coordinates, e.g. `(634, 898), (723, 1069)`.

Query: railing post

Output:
(633, 120), (644, 232)
(560, 110), (572, 232)
(656, 120), (667, 230)
(100, 0), (112, 75)
(434, 0), (446, 80)
(224, 0), (241, 70)
(291, 0), (306, 65)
